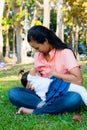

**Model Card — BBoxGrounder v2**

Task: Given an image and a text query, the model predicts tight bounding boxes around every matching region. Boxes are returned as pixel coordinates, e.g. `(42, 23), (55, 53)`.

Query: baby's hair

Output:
(18, 69), (29, 87)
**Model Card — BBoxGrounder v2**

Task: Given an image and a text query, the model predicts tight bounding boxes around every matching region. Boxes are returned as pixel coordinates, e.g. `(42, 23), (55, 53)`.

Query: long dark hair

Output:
(27, 25), (68, 49)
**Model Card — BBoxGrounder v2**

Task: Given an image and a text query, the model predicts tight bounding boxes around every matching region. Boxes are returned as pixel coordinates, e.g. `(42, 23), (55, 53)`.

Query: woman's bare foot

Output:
(72, 114), (83, 121)
(16, 107), (33, 114)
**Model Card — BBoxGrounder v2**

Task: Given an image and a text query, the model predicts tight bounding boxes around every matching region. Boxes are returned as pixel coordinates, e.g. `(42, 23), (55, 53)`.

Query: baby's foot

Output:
(16, 107), (33, 114)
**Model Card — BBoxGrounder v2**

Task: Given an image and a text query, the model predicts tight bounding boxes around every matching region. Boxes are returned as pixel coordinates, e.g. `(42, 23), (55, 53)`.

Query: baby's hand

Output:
(26, 81), (34, 90)
(29, 67), (36, 75)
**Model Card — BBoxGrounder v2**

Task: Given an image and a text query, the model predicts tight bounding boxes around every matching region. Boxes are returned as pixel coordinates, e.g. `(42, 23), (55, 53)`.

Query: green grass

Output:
(0, 63), (33, 78)
(0, 64), (87, 130)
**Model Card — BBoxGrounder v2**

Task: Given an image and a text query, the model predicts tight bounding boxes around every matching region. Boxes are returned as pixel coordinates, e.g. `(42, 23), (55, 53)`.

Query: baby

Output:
(17, 69), (87, 114)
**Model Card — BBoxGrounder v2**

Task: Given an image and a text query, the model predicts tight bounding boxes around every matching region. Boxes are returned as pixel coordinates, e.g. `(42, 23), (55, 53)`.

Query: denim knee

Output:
(8, 87), (42, 108)
(64, 92), (82, 112)
(66, 92), (82, 105)
(8, 87), (18, 103)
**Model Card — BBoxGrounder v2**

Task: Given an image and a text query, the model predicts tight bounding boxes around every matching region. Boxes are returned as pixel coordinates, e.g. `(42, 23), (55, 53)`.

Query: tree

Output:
(43, 0), (50, 28)
(56, 0), (64, 41)
(0, 0), (5, 62)
(34, 0), (50, 28)
(12, 0), (29, 63)
(4, 7), (10, 58)
(64, 0), (87, 58)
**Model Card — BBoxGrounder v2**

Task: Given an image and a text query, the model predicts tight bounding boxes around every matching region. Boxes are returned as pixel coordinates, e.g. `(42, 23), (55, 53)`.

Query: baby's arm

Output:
(26, 67), (41, 90)
(26, 67), (39, 90)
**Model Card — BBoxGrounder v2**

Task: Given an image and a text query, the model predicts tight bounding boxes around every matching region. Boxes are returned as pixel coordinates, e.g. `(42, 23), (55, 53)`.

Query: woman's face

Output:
(29, 40), (53, 54)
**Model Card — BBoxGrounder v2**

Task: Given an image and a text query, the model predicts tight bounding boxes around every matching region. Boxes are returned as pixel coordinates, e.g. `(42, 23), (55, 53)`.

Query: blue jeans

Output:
(8, 87), (82, 114)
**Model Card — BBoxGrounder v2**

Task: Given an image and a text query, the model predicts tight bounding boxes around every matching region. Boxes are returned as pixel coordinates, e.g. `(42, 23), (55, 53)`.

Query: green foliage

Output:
(2, 0), (37, 30)
(26, 0), (34, 6)
(1, 0), (87, 56)
(31, 20), (42, 26)
(15, 0), (23, 6)
(65, 0), (87, 26)
(50, 9), (57, 32)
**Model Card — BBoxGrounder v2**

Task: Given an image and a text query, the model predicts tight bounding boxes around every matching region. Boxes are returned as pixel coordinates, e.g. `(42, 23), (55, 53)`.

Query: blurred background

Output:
(0, 0), (87, 64)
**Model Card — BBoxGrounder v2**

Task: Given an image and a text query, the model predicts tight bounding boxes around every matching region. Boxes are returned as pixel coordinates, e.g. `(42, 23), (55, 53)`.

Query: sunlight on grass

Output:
(0, 64), (87, 130)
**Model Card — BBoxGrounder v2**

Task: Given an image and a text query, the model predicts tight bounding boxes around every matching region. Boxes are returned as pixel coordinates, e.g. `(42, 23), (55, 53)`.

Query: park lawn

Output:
(0, 64), (87, 130)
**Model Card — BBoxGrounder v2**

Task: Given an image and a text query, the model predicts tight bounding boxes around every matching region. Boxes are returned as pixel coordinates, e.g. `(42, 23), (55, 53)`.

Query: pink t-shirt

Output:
(34, 49), (79, 77)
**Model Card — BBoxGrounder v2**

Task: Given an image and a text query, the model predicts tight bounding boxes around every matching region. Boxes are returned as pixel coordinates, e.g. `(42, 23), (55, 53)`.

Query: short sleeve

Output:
(62, 49), (79, 71)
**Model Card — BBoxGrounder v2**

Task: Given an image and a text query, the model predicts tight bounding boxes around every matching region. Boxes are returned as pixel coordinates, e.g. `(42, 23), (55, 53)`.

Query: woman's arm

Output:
(51, 66), (83, 85)
(52, 49), (83, 85)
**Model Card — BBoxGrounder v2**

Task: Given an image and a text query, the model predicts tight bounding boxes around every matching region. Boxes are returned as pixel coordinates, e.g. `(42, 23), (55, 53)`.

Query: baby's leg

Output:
(16, 107), (33, 114)
(68, 83), (87, 106)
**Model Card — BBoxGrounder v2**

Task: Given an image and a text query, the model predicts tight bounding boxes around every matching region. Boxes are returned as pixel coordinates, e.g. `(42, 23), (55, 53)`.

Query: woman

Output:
(9, 25), (83, 114)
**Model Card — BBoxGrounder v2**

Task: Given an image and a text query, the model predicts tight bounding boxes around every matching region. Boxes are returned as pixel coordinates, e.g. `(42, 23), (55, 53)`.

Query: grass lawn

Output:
(0, 63), (87, 130)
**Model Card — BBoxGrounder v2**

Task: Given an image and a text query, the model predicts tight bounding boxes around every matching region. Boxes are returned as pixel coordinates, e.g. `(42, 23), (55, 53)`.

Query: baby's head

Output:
(19, 70), (29, 87)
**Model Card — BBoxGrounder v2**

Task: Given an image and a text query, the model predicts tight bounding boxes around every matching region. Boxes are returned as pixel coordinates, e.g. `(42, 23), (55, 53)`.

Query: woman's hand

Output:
(26, 81), (34, 90)
(48, 70), (57, 77)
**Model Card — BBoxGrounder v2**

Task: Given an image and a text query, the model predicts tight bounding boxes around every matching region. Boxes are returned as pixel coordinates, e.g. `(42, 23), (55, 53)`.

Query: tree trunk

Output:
(43, 0), (50, 28)
(71, 26), (75, 50)
(0, 0), (5, 62)
(16, 25), (22, 63)
(5, 8), (10, 58)
(12, 28), (16, 58)
(12, 1), (24, 63)
(0, 25), (4, 62)
(75, 24), (80, 60)
(5, 30), (10, 57)
(86, 30), (87, 46)
(56, 0), (64, 41)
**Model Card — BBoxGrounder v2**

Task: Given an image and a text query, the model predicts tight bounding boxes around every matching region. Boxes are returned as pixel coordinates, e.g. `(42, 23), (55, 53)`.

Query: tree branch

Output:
(35, 0), (43, 8)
